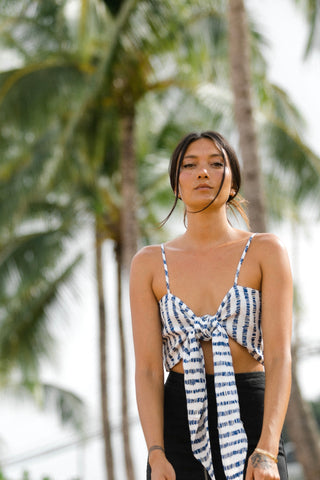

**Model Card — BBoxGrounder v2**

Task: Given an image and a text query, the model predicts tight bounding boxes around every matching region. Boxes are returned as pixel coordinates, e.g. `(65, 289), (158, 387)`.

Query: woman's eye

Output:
(211, 162), (224, 168)
(182, 163), (195, 168)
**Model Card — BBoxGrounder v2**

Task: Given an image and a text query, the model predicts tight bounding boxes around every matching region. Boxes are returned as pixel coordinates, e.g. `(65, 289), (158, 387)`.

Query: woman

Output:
(130, 131), (292, 480)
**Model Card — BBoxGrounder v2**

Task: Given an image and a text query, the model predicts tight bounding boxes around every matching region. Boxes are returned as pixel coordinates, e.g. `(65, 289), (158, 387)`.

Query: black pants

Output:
(147, 371), (288, 480)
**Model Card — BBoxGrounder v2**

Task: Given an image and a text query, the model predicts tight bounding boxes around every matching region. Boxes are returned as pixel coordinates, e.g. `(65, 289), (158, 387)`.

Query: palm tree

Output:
(0, 0), (144, 474)
(227, 0), (266, 232)
(0, 1), (113, 475)
(0, 188), (86, 442)
(227, 2), (320, 478)
(95, 218), (115, 480)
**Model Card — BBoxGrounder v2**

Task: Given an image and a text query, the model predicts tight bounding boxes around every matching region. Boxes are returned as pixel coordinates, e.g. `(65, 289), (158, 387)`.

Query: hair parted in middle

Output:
(161, 130), (249, 227)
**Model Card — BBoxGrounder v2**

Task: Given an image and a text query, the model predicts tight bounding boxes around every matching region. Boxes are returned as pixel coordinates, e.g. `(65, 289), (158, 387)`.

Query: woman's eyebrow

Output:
(183, 153), (223, 159)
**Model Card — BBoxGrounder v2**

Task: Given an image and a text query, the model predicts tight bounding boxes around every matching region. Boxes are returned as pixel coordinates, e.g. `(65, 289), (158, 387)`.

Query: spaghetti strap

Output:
(234, 233), (256, 285)
(161, 244), (170, 293)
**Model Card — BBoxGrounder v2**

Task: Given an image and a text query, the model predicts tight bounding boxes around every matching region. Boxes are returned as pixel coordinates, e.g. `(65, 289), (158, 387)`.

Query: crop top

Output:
(159, 234), (263, 480)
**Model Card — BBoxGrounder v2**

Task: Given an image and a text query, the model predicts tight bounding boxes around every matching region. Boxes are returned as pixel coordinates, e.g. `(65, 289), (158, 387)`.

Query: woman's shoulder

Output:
(253, 232), (287, 251)
(130, 244), (163, 275)
(133, 243), (163, 260)
(252, 232), (289, 265)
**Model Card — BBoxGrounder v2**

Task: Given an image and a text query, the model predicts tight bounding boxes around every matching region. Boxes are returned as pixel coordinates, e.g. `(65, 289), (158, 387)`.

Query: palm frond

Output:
(293, 0), (320, 57)
(261, 117), (320, 192)
(3, 379), (86, 431)
(0, 253), (82, 380)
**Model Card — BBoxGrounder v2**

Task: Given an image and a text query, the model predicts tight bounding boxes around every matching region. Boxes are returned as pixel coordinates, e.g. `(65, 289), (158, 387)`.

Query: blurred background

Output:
(0, 0), (320, 479)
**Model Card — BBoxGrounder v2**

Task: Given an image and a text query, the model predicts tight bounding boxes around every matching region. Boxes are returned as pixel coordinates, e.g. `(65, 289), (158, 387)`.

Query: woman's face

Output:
(177, 138), (234, 211)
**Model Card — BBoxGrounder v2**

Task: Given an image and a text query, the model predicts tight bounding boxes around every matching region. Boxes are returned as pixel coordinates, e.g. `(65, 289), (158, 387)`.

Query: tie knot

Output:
(194, 315), (220, 340)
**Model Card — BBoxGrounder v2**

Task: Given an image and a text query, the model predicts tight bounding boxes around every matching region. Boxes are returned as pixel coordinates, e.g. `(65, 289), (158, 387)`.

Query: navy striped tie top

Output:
(159, 234), (263, 480)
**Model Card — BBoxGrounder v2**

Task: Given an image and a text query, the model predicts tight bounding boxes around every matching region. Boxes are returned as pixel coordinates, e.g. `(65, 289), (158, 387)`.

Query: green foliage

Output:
(293, 0), (320, 57)
(0, 0), (69, 63)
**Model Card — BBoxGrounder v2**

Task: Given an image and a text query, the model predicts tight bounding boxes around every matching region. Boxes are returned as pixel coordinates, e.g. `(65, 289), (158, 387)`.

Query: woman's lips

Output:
(195, 184), (213, 190)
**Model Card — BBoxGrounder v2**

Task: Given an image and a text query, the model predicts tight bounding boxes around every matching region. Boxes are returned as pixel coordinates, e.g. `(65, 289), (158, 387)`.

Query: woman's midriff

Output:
(170, 337), (264, 375)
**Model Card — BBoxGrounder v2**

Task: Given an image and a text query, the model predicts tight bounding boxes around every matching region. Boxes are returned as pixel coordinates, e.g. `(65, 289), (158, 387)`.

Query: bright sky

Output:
(1, 1), (320, 479)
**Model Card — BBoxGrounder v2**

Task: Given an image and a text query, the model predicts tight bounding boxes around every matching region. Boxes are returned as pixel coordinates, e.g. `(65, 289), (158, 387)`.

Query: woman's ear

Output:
(230, 187), (236, 198)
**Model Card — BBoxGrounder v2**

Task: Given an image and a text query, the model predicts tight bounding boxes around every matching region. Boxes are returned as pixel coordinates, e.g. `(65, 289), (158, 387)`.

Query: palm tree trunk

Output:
(119, 113), (138, 270)
(227, 0), (266, 233)
(118, 111), (137, 479)
(116, 242), (136, 480)
(286, 356), (320, 480)
(95, 221), (115, 480)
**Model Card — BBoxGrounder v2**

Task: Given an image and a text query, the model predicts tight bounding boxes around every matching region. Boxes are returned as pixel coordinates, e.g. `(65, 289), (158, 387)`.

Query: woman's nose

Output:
(197, 167), (209, 178)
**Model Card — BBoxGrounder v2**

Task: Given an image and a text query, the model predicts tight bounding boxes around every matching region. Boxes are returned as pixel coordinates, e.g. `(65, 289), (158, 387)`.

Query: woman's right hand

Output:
(149, 450), (176, 480)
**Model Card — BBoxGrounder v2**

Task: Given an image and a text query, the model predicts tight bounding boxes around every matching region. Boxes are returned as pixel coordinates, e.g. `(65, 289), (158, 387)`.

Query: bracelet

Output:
(148, 445), (165, 460)
(254, 448), (278, 464)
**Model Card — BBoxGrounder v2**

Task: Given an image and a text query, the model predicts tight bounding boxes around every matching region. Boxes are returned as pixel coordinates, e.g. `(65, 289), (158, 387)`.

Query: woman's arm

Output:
(246, 234), (293, 480)
(130, 247), (176, 480)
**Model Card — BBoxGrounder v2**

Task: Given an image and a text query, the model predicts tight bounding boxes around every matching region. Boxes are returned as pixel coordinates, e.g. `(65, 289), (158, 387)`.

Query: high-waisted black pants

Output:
(147, 371), (288, 480)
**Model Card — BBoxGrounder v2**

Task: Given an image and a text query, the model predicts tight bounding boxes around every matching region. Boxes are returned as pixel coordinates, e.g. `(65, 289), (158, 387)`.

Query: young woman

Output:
(130, 131), (292, 480)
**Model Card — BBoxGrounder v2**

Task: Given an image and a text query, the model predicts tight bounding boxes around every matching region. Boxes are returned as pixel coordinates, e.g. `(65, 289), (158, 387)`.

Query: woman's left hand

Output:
(245, 451), (280, 480)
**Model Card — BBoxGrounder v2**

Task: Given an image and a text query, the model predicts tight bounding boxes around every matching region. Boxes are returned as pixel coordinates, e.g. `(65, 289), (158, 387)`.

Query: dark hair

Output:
(161, 131), (249, 226)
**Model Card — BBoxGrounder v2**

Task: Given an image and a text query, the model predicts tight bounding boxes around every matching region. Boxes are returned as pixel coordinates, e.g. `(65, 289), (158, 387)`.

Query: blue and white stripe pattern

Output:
(159, 234), (263, 480)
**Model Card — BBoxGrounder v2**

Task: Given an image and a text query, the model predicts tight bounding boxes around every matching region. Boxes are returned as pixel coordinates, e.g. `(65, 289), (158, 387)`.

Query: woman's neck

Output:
(183, 207), (236, 249)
